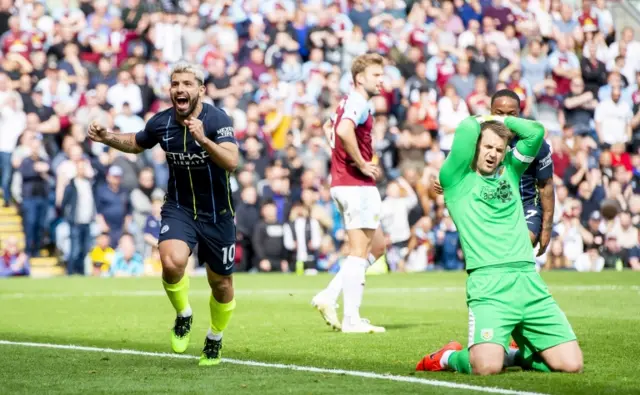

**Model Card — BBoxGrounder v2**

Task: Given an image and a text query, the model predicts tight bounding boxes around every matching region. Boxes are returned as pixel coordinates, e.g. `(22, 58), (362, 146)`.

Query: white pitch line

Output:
(0, 285), (638, 300)
(0, 340), (548, 395)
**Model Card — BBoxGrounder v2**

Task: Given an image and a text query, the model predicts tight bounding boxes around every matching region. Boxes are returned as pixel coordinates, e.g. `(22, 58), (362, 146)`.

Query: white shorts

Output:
(330, 186), (381, 230)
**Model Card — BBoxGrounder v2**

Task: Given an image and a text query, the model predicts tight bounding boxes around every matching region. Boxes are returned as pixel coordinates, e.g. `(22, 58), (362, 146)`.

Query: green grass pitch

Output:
(0, 272), (639, 395)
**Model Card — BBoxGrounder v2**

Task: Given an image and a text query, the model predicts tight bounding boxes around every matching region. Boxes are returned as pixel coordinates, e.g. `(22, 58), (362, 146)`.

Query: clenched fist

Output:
(184, 118), (206, 144)
(87, 121), (108, 143)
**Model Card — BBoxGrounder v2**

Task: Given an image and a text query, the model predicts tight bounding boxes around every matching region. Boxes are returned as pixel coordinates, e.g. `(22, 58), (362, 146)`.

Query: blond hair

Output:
(170, 61), (205, 85)
(351, 53), (384, 83)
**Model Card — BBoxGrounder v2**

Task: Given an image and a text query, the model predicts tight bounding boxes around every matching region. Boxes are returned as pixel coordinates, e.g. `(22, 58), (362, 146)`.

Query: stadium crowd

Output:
(1, 0), (639, 278)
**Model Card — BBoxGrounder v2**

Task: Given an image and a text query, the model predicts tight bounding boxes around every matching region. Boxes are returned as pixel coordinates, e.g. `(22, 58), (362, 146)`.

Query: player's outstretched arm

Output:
(438, 116), (482, 190)
(504, 117), (545, 177)
(87, 121), (145, 154)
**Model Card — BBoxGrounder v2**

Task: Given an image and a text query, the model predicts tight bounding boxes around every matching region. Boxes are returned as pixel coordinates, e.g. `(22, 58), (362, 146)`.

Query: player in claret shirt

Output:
(88, 62), (238, 366)
(311, 53), (387, 334)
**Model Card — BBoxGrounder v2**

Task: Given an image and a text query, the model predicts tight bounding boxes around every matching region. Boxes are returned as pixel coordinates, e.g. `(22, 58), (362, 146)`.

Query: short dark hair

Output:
(491, 89), (521, 109)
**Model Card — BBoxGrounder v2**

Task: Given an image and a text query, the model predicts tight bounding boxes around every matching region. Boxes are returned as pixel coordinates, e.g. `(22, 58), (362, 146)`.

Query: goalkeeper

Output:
(415, 116), (583, 375)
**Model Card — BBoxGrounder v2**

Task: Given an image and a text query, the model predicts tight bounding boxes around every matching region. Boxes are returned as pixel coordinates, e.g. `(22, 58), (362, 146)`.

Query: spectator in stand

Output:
(18, 136), (51, 257)
(89, 233), (115, 276)
(436, 210), (463, 271)
(437, 84), (470, 154)
(595, 86), (633, 148)
(0, 235), (29, 277)
(235, 185), (261, 272)
(0, 90), (26, 207)
(574, 244), (605, 272)
(142, 193), (162, 255)
(59, 160), (96, 275)
(563, 77), (598, 137)
(403, 216), (436, 272)
(380, 177), (418, 270)
(0, 0), (636, 275)
(95, 165), (132, 248)
(252, 201), (289, 273)
(130, 168), (163, 252)
(109, 233), (144, 277)
(284, 202), (322, 272)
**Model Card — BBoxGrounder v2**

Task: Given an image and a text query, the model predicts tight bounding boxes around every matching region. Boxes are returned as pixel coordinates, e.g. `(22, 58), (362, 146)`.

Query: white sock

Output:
(322, 268), (344, 304)
(207, 328), (222, 341)
(341, 256), (368, 324)
(367, 253), (376, 266)
(441, 350), (454, 369)
(504, 348), (518, 368)
(178, 305), (192, 318)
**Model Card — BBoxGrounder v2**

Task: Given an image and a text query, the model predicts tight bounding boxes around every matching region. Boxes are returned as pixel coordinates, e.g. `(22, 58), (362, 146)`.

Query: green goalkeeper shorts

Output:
(466, 262), (577, 359)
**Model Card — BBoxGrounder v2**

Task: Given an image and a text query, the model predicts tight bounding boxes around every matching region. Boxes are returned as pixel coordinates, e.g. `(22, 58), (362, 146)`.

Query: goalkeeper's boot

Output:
(199, 336), (223, 366)
(311, 293), (341, 331)
(416, 341), (463, 371)
(170, 315), (192, 353)
(341, 317), (385, 333)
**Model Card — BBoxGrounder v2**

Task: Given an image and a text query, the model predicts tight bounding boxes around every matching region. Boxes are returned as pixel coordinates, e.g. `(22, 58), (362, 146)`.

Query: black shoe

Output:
(199, 336), (223, 366)
(170, 315), (192, 353)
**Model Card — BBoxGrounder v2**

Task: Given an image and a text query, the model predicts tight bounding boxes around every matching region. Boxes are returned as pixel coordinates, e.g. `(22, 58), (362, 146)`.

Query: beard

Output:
(173, 95), (199, 118)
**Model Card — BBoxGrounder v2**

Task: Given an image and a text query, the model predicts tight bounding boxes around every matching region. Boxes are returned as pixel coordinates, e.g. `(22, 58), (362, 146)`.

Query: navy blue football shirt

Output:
(135, 103), (236, 222)
(509, 137), (554, 207)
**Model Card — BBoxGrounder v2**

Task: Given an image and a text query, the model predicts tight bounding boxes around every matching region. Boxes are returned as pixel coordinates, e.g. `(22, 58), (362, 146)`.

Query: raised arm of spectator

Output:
(498, 61), (519, 83)
(577, 222), (594, 246)
(6, 53), (33, 75)
(396, 176), (418, 209)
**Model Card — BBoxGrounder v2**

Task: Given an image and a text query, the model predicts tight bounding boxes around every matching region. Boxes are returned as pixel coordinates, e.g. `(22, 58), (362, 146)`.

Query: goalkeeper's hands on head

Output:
(474, 115), (507, 124)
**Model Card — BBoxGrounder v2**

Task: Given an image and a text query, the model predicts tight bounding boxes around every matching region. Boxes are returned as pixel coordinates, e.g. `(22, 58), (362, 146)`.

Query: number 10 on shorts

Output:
(222, 245), (236, 265)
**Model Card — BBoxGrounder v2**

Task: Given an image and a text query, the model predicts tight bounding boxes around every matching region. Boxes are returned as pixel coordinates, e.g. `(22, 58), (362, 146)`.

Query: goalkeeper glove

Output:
(474, 115), (506, 124)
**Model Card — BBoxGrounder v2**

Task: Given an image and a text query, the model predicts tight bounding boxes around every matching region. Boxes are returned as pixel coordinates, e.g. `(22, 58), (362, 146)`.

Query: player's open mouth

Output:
(175, 96), (189, 110)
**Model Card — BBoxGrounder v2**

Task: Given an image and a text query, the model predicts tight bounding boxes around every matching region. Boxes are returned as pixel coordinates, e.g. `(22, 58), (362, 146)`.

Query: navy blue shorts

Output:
(159, 203), (236, 276)
(523, 204), (542, 242)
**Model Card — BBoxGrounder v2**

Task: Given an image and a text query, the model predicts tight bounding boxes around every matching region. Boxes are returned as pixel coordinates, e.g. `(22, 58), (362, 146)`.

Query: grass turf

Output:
(0, 271), (639, 394)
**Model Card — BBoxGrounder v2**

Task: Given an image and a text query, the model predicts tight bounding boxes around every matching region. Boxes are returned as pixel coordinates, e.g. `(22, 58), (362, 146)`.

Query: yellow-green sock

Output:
(209, 295), (236, 337)
(162, 276), (191, 316)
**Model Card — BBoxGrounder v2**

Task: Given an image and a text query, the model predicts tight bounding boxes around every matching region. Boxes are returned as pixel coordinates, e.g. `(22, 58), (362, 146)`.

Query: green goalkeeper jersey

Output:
(439, 116), (545, 271)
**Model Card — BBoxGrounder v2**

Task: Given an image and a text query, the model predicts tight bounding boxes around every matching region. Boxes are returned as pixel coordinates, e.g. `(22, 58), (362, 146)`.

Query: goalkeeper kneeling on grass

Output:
(416, 115), (583, 375)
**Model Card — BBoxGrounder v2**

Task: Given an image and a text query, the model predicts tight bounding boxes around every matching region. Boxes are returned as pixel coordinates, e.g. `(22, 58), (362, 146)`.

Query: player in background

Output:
(311, 113), (388, 332)
(310, 53), (387, 334)
(416, 115), (583, 375)
(433, 90), (555, 258)
(87, 62), (239, 366)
